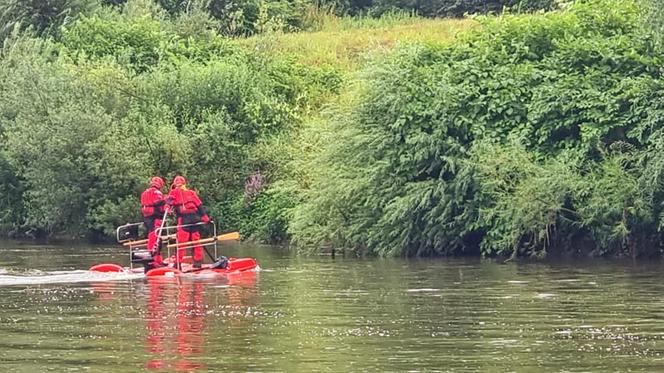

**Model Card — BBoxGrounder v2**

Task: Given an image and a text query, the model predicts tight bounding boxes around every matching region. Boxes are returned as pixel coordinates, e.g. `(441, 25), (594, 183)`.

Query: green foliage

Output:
(0, 0), (99, 41)
(471, 140), (660, 258)
(0, 11), (327, 240)
(153, 0), (310, 35)
(4, 0), (664, 260)
(470, 141), (583, 258)
(576, 145), (654, 256)
(317, 0), (556, 17)
(241, 181), (296, 243)
(0, 154), (24, 236)
(290, 44), (479, 256)
(61, 14), (167, 72)
(291, 0), (664, 257)
(60, 11), (240, 72)
(0, 38), (155, 236)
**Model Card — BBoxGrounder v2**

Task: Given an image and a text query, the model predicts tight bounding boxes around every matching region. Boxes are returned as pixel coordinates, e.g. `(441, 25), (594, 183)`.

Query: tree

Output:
(0, 0), (99, 40)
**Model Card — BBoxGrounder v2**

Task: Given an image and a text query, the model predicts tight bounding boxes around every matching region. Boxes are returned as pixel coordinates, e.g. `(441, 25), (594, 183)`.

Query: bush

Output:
(0, 0), (99, 41)
(157, 0), (310, 35)
(317, 0), (556, 17)
(0, 14), (325, 240)
(241, 182), (296, 243)
(290, 0), (664, 257)
(470, 141), (584, 257)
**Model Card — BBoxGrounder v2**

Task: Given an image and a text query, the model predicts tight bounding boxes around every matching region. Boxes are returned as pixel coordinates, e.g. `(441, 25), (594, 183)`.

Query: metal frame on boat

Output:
(117, 221), (221, 271)
(91, 221), (258, 276)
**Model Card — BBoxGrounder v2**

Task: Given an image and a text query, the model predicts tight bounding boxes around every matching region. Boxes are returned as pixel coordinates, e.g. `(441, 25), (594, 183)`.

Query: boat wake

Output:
(0, 269), (144, 286)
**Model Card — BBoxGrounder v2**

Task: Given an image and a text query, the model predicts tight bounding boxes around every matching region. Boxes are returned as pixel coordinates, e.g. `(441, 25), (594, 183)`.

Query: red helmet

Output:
(172, 175), (186, 188)
(149, 176), (164, 189)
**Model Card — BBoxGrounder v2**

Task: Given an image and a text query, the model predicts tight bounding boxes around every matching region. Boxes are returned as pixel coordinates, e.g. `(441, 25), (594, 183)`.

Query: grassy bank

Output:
(240, 14), (475, 71)
(230, 13), (474, 244)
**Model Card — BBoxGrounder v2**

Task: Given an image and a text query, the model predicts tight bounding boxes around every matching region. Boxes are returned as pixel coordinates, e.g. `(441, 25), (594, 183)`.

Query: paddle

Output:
(123, 239), (147, 247)
(166, 231), (240, 249)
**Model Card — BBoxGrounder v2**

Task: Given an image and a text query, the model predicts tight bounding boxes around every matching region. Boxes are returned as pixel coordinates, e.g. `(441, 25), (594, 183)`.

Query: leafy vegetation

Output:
(316, 0), (556, 18)
(0, 1), (336, 239)
(289, 0), (664, 258)
(2, 0), (664, 260)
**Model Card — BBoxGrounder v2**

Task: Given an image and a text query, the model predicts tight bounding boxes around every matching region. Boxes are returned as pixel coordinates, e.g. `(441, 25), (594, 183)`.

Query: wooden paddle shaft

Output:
(123, 238), (147, 246)
(167, 231), (240, 249)
(122, 234), (176, 247)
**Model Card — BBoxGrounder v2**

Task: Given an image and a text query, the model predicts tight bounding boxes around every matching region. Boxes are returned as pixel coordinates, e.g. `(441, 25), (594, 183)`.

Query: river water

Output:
(1, 241), (664, 372)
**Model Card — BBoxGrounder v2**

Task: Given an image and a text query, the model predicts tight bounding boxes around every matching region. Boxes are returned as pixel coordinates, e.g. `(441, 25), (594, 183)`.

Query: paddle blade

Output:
(217, 231), (240, 241)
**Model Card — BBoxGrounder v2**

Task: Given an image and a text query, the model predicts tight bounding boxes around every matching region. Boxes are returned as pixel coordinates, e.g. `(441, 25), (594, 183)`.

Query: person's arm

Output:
(165, 190), (178, 215)
(194, 192), (210, 222)
(198, 205), (209, 222)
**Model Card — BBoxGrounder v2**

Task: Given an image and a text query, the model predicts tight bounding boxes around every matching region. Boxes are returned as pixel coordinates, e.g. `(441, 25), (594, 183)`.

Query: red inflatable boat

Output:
(90, 222), (259, 277)
(90, 257), (259, 277)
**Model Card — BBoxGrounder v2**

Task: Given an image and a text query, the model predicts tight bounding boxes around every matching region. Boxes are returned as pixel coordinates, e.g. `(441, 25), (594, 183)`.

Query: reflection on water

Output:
(2, 242), (664, 371)
(90, 271), (258, 372)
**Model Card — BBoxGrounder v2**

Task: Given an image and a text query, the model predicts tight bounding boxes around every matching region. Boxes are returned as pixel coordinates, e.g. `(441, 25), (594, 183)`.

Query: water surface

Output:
(1, 241), (664, 372)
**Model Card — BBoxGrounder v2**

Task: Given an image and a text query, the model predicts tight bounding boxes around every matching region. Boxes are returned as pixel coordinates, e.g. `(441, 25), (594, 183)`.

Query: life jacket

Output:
(141, 187), (165, 218)
(169, 187), (202, 217)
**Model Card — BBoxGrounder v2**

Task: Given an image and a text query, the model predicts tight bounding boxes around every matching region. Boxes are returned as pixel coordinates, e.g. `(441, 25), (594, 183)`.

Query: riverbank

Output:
(2, 0), (664, 259)
(0, 3), (474, 248)
(286, 0), (664, 259)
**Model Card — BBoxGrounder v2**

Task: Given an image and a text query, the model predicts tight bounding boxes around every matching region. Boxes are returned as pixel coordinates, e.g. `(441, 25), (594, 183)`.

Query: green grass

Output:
(240, 12), (475, 72)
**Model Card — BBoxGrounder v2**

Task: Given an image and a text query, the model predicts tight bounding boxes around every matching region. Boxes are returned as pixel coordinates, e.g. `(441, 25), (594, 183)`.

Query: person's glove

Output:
(201, 215), (210, 223)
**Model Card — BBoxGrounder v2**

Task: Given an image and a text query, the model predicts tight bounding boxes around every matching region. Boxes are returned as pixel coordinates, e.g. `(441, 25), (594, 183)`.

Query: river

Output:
(0, 241), (663, 372)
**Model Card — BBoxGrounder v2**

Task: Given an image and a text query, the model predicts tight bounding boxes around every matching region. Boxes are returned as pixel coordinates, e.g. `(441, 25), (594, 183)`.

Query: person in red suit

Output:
(141, 176), (167, 266)
(167, 176), (210, 269)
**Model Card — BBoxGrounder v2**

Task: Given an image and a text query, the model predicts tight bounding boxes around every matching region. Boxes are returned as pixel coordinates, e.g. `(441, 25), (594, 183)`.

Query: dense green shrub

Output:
(100, 0), (556, 37)
(290, 44), (480, 256)
(317, 0), (556, 17)
(0, 0), (99, 41)
(0, 11), (333, 239)
(108, 0), (310, 35)
(61, 14), (166, 72)
(240, 182), (296, 243)
(290, 0), (664, 257)
(3, 0), (664, 259)
(60, 11), (243, 72)
(0, 154), (24, 236)
(470, 140), (663, 258)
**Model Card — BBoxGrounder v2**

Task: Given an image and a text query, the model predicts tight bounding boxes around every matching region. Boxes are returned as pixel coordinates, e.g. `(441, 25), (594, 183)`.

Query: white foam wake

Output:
(0, 269), (144, 286)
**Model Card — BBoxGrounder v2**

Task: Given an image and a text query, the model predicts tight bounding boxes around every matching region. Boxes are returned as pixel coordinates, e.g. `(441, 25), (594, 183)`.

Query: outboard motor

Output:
(131, 250), (155, 272)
